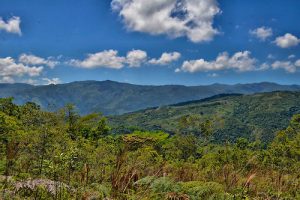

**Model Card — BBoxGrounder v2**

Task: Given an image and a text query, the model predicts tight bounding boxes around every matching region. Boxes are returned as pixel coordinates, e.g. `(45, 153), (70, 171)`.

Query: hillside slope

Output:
(108, 91), (300, 143)
(1, 80), (300, 115)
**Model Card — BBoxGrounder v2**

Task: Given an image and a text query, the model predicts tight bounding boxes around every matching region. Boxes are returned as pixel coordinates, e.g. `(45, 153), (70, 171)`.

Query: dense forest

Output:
(0, 97), (299, 199)
(109, 91), (300, 143)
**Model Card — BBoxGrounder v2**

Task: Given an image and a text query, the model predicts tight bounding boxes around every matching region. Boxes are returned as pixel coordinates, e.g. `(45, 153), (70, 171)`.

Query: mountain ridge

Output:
(1, 80), (300, 115)
(1, 80), (298, 87)
(108, 91), (300, 143)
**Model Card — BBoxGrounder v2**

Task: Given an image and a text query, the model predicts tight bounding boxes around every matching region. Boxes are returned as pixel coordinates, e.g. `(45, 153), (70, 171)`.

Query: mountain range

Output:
(1, 80), (300, 115)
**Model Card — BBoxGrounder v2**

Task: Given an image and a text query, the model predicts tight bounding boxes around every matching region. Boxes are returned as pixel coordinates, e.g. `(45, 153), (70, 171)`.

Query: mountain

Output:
(108, 91), (300, 143)
(1, 80), (300, 115)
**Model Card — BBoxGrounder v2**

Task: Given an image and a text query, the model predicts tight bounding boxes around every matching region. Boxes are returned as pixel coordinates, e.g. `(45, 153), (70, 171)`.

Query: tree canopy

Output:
(0, 98), (299, 199)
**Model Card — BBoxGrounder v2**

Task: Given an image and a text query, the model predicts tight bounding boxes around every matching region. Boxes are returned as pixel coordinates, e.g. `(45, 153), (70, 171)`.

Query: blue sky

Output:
(0, 0), (300, 85)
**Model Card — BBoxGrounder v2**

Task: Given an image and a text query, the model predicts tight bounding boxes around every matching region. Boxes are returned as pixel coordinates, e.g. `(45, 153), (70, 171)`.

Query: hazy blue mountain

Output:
(1, 80), (300, 115)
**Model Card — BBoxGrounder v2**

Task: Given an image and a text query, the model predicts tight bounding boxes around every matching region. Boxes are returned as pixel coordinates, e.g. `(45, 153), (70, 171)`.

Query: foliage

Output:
(110, 91), (300, 143)
(0, 98), (299, 199)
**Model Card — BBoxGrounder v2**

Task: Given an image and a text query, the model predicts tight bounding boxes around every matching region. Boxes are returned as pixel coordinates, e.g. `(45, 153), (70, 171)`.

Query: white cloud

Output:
(42, 77), (61, 85)
(0, 57), (43, 77)
(19, 77), (61, 85)
(69, 49), (180, 69)
(24, 79), (38, 85)
(295, 59), (300, 67)
(267, 54), (275, 59)
(271, 60), (299, 73)
(111, 0), (220, 43)
(69, 50), (126, 69)
(175, 68), (181, 73)
(258, 63), (270, 71)
(0, 57), (43, 83)
(149, 52), (181, 65)
(288, 54), (296, 59)
(208, 73), (218, 77)
(19, 54), (59, 68)
(274, 33), (300, 48)
(0, 76), (15, 83)
(0, 16), (21, 35)
(0, 53), (61, 84)
(126, 49), (147, 67)
(180, 51), (257, 73)
(250, 26), (273, 41)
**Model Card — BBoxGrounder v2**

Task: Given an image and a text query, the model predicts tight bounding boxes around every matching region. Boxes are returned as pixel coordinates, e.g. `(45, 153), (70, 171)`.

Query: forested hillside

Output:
(0, 97), (299, 199)
(109, 91), (300, 143)
(1, 81), (300, 115)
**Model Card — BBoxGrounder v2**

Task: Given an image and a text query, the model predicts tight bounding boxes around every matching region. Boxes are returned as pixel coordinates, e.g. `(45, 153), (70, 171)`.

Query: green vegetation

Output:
(109, 91), (300, 143)
(0, 97), (299, 199)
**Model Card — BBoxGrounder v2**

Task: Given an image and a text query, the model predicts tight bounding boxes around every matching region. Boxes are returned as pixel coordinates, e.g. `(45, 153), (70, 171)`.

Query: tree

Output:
(76, 113), (111, 140)
(0, 97), (19, 117)
(65, 104), (79, 140)
(264, 114), (300, 198)
(178, 115), (213, 142)
(0, 111), (20, 183)
(92, 117), (110, 139)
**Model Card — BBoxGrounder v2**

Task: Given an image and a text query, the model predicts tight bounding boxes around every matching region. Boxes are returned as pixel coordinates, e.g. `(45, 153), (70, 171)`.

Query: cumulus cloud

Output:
(111, 0), (220, 43)
(0, 53), (61, 84)
(274, 33), (300, 48)
(258, 63), (270, 71)
(270, 59), (300, 73)
(42, 77), (61, 85)
(0, 57), (43, 77)
(295, 59), (300, 67)
(0, 57), (43, 83)
(250, 26), (273, 41)
(149, 52), (181, 65)
(68, 49), (180, 69)
(19, 54), (59, 68)
(69, 50), (126, 69)
(180, 51), (257, 73)
(271, 61), (297, 73)
(0, 16), (21, 35)
(126, 49), (147, 67)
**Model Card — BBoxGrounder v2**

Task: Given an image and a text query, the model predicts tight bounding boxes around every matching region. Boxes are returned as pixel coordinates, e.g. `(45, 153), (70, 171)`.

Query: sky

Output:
(0, 0), (300, 86)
